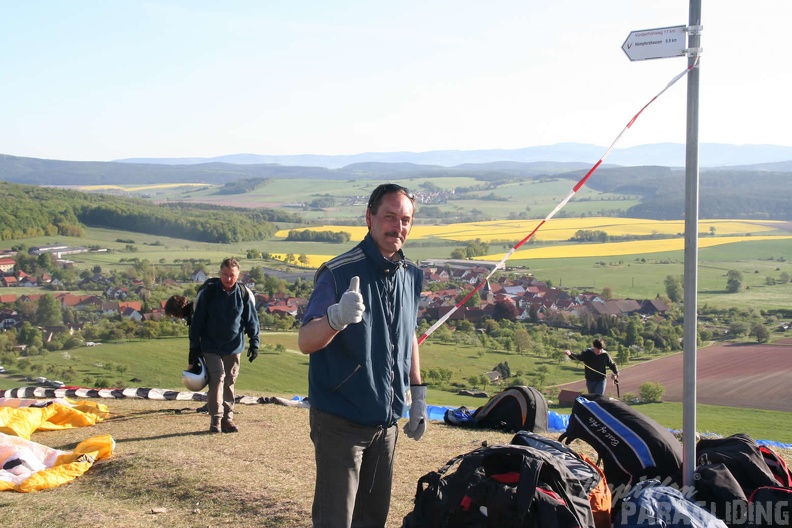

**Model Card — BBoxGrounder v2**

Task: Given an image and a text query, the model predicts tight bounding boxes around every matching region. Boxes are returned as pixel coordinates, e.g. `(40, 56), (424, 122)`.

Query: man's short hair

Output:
(221, 257), (240, 271)
(367, 183), (415, 214)
(593, 339), (604, 350)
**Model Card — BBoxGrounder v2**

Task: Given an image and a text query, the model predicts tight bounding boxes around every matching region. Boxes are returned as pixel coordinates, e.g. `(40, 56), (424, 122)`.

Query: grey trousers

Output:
(203, 352), (240, 423)
(309, 407), (398, 528)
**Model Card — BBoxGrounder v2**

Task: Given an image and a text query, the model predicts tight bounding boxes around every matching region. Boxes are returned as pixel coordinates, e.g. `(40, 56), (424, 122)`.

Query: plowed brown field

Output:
(557, 338), (792, 411)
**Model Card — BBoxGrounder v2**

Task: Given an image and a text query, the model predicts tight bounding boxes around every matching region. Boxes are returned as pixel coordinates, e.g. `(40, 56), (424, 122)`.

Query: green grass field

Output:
(4, 333), (790, 444)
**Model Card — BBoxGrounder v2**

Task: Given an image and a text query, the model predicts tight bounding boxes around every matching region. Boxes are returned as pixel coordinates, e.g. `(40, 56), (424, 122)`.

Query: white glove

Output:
(404, 385), (427, 441)
(326, 276), (365, 331)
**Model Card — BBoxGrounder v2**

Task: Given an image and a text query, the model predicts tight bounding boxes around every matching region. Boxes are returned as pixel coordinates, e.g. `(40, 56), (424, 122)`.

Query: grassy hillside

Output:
(3, 333), (791, 444)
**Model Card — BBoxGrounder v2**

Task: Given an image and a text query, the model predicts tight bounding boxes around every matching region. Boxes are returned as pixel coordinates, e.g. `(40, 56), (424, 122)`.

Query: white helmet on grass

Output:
(182, 356), (208, 392)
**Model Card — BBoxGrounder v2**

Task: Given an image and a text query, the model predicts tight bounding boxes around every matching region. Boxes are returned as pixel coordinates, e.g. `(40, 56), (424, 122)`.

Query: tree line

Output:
(0, 181), (280, 243)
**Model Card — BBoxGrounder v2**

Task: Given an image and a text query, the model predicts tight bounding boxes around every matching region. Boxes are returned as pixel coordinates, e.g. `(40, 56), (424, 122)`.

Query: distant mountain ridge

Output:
(3, 143), (792, 223)
(112, 142), (792, 169)
(1, 143), (792, 188)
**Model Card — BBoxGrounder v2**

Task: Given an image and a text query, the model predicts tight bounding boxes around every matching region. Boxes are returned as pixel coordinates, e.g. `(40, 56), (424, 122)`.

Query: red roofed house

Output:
(0, 258), (16, 274)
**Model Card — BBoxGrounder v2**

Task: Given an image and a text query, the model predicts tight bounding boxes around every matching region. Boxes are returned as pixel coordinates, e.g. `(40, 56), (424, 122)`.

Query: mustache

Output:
(385, 232), (403, 241)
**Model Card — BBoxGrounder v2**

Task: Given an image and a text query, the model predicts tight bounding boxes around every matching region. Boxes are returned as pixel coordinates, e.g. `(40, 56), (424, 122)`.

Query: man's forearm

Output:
(298, 316), (338, 354)
(410, 335), (422, 384)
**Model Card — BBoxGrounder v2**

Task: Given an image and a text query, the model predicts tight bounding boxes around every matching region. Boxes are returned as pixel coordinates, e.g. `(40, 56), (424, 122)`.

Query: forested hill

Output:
(573, 166), (792, 221)
(0, 154), (589, 186)
(0, 181), (293, 243)
(3, 154), (792, 221)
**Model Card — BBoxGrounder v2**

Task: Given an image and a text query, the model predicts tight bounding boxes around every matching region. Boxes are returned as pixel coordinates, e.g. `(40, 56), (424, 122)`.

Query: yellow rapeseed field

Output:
(482, 235), (792, 261)
(275, 218), (780, 244)
(272, 219), (790, 267)
(269, 254), (331, 268)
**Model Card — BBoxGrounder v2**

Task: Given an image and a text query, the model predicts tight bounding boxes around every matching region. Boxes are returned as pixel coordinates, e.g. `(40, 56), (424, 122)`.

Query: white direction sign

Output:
(622, 25), (687, 61)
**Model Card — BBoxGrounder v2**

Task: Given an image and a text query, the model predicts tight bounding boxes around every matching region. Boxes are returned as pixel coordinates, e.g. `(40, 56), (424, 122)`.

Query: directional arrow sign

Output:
(622, 25), (687, 61)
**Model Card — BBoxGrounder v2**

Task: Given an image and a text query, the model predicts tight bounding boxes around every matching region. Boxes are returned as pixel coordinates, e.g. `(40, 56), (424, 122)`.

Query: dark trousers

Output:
(309, 407), (398, 528)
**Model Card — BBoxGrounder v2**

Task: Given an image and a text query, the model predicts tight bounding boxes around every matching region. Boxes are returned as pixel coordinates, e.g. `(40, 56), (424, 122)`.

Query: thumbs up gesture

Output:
(326, 276), (365, 331)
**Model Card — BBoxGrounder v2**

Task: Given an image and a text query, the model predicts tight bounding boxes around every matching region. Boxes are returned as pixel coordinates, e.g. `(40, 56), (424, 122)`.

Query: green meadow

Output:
(504, 238), (792, 311)
(5, 334), (791, 444)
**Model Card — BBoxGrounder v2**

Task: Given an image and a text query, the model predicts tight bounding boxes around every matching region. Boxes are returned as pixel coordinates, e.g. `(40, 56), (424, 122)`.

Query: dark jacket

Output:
(305, 234), (423, 427)
(189, 281), (259, 355)
(569, 348), (619, 381)
(183, 302), (193, 326)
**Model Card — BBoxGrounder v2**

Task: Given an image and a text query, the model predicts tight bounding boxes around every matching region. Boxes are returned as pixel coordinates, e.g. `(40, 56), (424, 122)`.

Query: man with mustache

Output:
(299, 183), (426, 528)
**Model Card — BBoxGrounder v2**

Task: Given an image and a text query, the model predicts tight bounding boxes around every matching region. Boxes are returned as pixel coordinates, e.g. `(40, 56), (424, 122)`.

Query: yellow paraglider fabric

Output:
(0, 433), (115, 492)
(0, 398), (114, 492)
(0, 398), (109, 440)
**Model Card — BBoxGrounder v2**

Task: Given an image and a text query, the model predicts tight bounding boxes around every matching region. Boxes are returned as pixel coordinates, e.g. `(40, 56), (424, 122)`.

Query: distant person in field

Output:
(299, 183), (426, 528)
(190, 258), (259, 433)
(565, 338), (619, 396)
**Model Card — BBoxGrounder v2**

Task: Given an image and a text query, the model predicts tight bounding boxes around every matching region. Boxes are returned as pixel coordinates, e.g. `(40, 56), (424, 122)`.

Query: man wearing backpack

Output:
(190, 258), (260, 433)
(299, 184), (426, 528)
(565, 338), (619, 396)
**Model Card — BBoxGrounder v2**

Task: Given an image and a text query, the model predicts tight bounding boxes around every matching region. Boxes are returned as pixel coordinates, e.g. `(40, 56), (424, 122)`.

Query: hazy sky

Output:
(2, 1), (790, 161)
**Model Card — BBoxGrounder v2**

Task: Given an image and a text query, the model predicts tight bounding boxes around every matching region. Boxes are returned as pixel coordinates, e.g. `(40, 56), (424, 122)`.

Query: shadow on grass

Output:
(119, 430), (221, 443)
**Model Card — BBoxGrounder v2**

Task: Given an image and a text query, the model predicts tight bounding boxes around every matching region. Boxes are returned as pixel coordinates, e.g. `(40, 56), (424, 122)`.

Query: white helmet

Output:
(182, 356), (208, 392)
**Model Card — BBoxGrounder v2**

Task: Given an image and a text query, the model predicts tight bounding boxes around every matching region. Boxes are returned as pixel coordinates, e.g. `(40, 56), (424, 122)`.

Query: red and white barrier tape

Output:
(418, 60), (698, 345)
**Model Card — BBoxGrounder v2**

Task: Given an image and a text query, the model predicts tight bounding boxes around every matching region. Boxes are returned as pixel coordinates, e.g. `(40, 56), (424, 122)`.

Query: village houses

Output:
(0, 259), (667, 335)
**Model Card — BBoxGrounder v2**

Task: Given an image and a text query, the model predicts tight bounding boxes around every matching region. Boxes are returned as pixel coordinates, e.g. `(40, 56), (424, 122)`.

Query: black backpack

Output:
(458, 386), (549, 433)
(746, 485), (792, 528)
(558, 395), (683, 494)
(402, 443), (595, 528)
(511, 431), (604, 499)
(694, 433), (781, 522)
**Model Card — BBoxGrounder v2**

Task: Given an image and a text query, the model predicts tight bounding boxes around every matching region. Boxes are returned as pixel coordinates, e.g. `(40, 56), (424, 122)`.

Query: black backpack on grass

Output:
(694, 433), (782, 522)
(467, 386), (549, 433)
(402, 443), (595, 528)
(558, 395), (683, 494)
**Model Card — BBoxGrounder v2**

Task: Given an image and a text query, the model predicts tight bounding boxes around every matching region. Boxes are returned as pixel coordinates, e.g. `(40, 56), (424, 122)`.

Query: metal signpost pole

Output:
(682, 0), (702, 490)
(621, 0), (703, 490)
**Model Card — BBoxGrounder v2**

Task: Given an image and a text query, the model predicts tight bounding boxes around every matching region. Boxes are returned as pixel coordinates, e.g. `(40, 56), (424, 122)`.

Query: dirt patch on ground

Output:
(557, 338), (792, 411)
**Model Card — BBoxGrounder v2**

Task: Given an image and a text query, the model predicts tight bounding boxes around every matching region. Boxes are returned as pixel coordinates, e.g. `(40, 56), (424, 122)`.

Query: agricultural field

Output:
(278, 218), (785, 244)
(265, 218), (792, 310)
(79, 176), (644, 223)
(60, 178), (792, 310)
(273, 218), (791, 265)
(559, 338), (792, 414)
(74, 183), (209, 193)
(10, 216), (792, 311)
